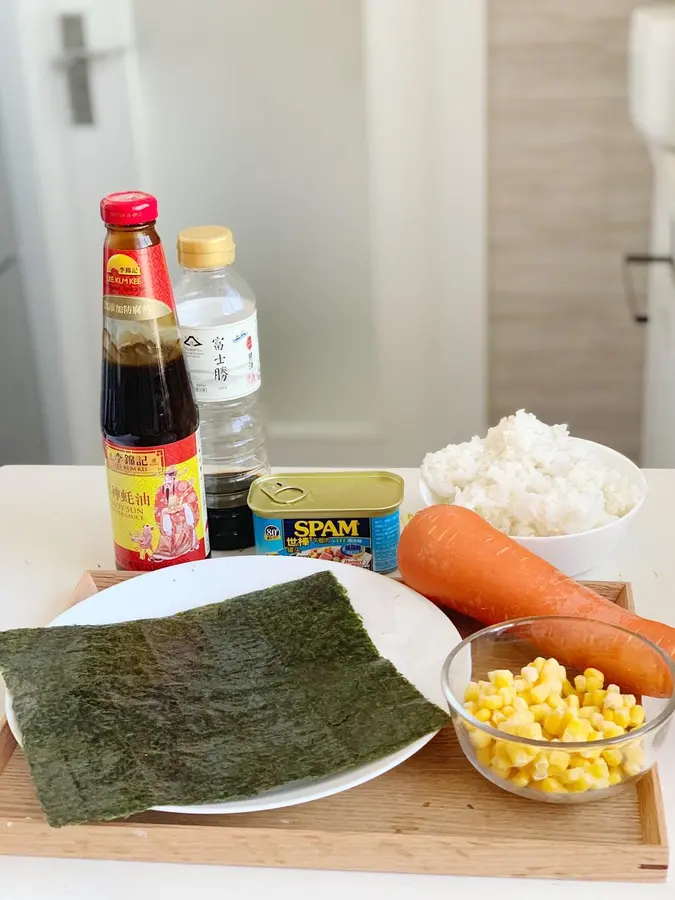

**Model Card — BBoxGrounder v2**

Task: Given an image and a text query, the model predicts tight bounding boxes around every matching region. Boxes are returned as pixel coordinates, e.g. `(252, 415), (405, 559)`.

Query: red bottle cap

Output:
(100, 192), (158, 226)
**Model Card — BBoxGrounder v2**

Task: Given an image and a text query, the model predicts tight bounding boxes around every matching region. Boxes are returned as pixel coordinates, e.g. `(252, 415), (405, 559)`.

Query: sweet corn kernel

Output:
(513, 677), (528, 694)
(505, 742), (537, 767)
(589, 759), (610, 780)
(566, 694), (580, 711)
(585, 676), (603, 693)
(532, 755), (550, 781)
(543, 710), (566, 738)
(578, 706), (596, 719)
(608, 768), (623, 786)
(464, 682), (480, 703)
(601, 748), (623, 768)
(498, 686), (517, 706)
(482, 694), (505, 711)
(498, 722), (519, 736)
(623, 742), (645, 767)
(548, 749), (571, 771)
(502, 705), (515, 718)
(591, 689), (607, 707)
(603, 709), (616, 723)
(530, 703), (550, 723)
(600, 722), (626, 738)
(574, 674), (587, 693)
(565, 766), (585, 783)
(629, 705), (646, 727)
(516, 722), (543, 740)
(613, 708), (631, 729)
(511, 709), (536, 726)
(623, 761), (642, 778)
(530, 682), (552, 704)
(538, 776), (566, 794)
(510, 770), (531, 788)
(590, 711), (605, 730)
(521, 665), (539, 684)
(584, 667), (605, 685)
(562, 718), (591, 741)
(513, 696), (529, 712)
(491, 747), (512, 771)
(475, 708), (492, 722)
(533, 657), (546, 672)
(464, 701), (477, 715)
(623, 694), (637, 709)
(489, 669), (514, 689)
(469, 730), (493, 750)
(607, 683), (621, 694)
(582, 693), (598, 708)
(492, 710), (507, 725)
(478, 680), (495, 695)
(475, 746), (492, 767)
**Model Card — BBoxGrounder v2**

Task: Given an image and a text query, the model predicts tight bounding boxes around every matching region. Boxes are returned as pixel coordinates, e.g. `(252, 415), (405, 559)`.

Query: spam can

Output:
(248, 471), (404, 573)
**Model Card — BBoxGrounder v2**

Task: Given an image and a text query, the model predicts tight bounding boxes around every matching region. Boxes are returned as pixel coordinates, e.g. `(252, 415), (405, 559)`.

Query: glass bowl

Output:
(441, 616), (675, 804)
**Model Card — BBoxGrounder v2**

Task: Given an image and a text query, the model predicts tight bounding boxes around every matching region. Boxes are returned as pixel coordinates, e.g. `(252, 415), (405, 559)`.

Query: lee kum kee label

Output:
(104, 432), (209, 571)
(103, 245), (176, 320)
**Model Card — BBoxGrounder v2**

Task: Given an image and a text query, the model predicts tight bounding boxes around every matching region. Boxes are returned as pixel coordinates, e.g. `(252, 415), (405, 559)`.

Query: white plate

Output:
(5, 556), (462, 815)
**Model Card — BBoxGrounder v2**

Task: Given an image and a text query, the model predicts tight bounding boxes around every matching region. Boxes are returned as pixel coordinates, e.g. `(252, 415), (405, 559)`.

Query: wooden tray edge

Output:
(0, 573), (668, 881)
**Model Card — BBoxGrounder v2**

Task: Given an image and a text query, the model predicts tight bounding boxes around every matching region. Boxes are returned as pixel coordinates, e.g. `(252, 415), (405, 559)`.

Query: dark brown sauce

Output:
(101, 344), (198, 448)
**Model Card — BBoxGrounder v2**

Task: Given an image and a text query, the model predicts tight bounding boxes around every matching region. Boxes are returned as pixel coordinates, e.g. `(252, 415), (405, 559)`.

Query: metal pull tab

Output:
(259, 481), (308, 506)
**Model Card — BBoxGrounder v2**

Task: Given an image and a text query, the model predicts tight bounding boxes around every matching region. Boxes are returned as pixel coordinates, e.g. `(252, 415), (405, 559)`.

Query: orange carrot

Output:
(398, 505), (675, 697)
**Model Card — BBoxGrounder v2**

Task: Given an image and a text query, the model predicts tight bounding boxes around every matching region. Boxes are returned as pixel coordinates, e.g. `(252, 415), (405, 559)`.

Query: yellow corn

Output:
(530, 703), (550, 723)
(510, 769), (531, 788)
(629, 705), (646, 727)
(601, 747), (623, 768)
(602, 693), (623, 715)
(530, 682), (552, 704)
(489, 669), (514, 689)
(469, 660), (646, 794)
(464, 682), (480, 703)
(543, 710), (566, 738)
(470, 729), (493, 750)
(475, 746), (492, 767)
(584, 667), (605, 685)
(498, 685), (517, 706)
(521, 665), (539, 684)
(538, 776), (566, 794)
(613, 708), (631, 729)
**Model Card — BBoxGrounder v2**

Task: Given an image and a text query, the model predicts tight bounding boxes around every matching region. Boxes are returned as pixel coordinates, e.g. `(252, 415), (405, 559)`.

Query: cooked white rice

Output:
(420, 410), (642, 537)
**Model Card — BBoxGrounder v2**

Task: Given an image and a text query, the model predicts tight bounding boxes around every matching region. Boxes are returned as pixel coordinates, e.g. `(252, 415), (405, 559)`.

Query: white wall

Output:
(133, 0), (376, 437)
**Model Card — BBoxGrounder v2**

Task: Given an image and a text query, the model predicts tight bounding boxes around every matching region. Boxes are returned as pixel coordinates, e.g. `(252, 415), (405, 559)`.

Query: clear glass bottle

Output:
(175, 226), (269, 550)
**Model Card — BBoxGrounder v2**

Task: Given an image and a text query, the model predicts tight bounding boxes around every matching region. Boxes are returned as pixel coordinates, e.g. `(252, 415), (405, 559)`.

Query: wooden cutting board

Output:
(0, 573), (668, 881)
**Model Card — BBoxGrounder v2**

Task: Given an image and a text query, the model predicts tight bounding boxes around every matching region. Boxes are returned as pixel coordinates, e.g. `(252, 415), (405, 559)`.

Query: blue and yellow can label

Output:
(253, 510), (400, 573)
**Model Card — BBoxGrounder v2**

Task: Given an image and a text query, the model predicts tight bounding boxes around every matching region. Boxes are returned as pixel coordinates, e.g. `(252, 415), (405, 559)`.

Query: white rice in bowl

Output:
(420, 410), (643, 537)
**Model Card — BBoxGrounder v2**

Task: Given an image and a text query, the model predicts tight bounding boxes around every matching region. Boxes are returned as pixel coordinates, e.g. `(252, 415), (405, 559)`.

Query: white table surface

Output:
(1, 464), (675, 898)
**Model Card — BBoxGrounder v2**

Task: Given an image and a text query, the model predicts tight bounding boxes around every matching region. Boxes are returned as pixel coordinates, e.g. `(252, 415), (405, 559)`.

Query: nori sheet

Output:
(0, 571), (448, 827)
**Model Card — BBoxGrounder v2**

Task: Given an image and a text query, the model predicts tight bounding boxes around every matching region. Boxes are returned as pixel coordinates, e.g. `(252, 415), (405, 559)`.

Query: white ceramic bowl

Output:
(418, 438), (647, 577)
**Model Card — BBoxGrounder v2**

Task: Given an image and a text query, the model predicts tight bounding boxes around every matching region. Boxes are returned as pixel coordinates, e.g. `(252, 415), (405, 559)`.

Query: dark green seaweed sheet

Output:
(0, 571), (448, 827)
